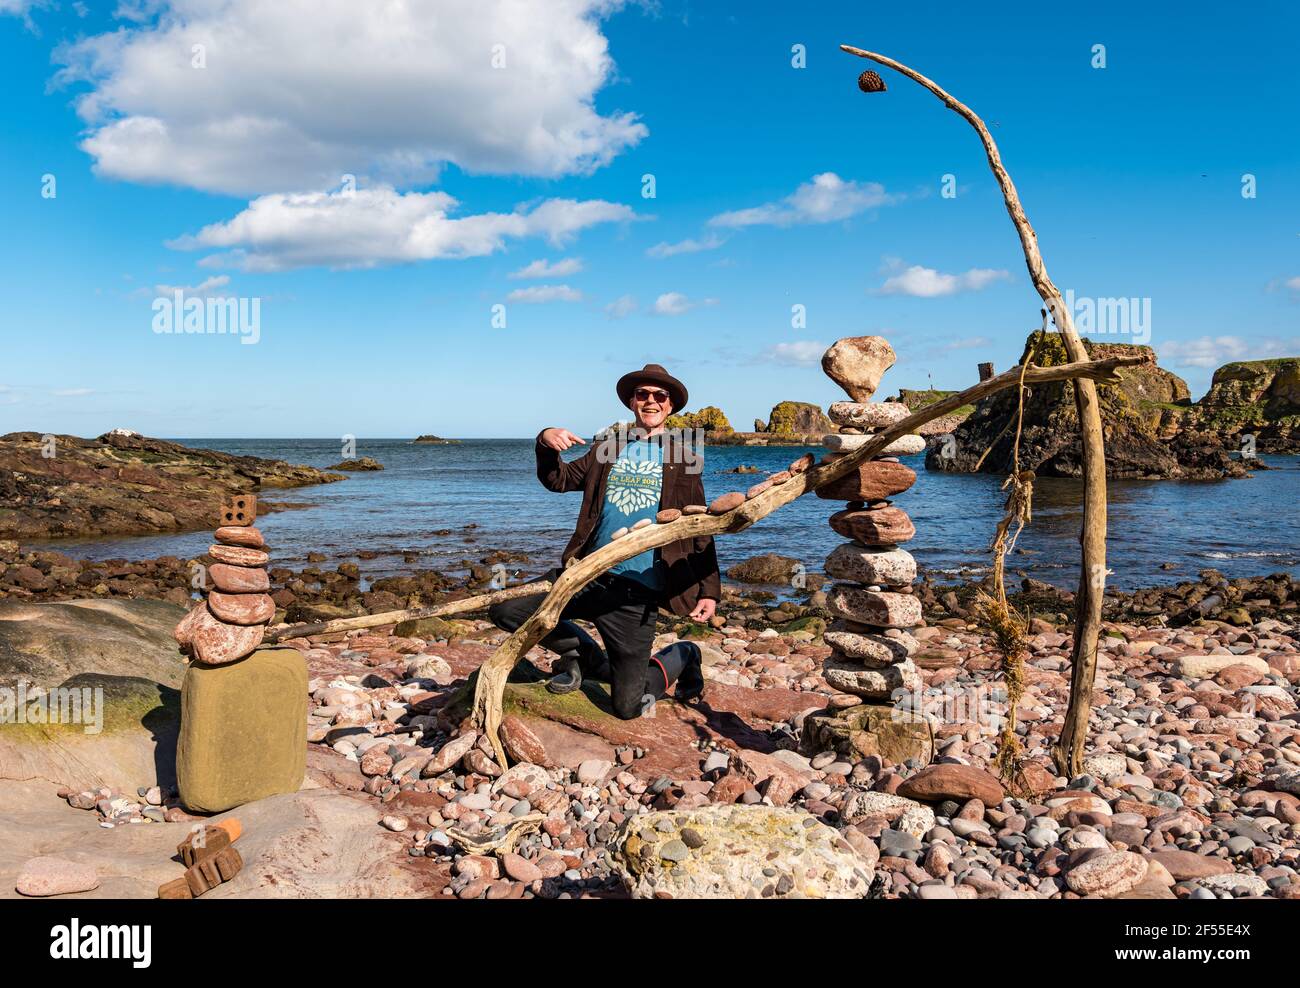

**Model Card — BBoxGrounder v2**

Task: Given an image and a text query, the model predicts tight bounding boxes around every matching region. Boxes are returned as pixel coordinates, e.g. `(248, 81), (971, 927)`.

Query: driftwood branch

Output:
(470, 355), (1143, 768)
(841, 45), (1110, 778)
(264, 580), (553, 643)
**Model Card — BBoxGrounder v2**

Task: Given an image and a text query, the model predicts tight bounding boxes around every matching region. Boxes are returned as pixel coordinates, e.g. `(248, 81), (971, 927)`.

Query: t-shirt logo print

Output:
(607, 456), (662, 515)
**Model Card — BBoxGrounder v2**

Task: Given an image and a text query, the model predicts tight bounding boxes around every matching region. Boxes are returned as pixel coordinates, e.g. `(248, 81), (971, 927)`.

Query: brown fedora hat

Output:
(616, 363), (688, 414)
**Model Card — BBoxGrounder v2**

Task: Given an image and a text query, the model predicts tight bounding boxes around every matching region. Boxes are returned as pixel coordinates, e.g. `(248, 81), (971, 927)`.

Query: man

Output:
(489, 363), (720, 719)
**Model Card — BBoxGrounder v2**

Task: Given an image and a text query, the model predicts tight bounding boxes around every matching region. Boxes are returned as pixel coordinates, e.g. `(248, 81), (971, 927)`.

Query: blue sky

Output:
(1, 0), (1297, 438)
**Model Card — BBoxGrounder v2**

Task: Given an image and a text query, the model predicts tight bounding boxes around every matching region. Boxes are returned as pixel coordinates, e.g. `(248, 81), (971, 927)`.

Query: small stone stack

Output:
(173, 494), (273, 664)
(801, 336), (934, 766)
(173, 494), (307, 814)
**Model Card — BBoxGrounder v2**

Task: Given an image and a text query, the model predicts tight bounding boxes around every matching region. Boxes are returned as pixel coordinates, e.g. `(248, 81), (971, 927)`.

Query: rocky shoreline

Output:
(9, 587), (1295, 900)
(0, 431), (345, 541)
(2, 532), (1296, 639)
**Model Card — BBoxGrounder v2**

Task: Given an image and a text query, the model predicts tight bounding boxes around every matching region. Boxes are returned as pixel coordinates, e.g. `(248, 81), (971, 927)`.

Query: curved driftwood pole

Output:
(841, 45), (1109, 777)
(471, 356), (1142, 768)
(265, 580), (552, 643)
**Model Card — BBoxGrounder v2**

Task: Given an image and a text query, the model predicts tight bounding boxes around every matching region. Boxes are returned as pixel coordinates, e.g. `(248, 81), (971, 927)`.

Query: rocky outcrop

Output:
(413, 435), (461, 444)
(328, 457), (384, 471)
(1189, 358), (1300, 452)
(665, 406), (732, 434)
(926, 334), (1247, 480)
(764, 400), (834, 436)
(709, 401), (832, 446)
(0, 431), (345, 540)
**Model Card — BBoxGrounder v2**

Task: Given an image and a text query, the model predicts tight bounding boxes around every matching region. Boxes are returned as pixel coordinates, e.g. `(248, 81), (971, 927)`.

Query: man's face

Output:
(629, 383), (673, 431)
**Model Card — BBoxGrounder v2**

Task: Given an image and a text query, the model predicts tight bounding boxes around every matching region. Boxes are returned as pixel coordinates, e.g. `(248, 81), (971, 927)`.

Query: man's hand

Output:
(688, 597), (717, 623)
(540, 427), (587, 452)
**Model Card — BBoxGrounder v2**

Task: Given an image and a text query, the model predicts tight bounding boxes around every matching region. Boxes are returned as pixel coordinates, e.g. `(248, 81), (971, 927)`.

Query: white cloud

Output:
(877, 263), (1010, 297)
(169, 187), (636, 271)
(756, 341), (827, 366)
(506, 284), (582, 304)
(605, 294), (637, 319)
(646, 234), (725, 258)
(709, 173), (894, 229)
(53, 388), (95, 397)
(1158, 335), (1300, 369)
(0, 0), (44, 14)
(0, 0), (48, 27)
(53, 0), (647, 196)
(510, 258), (584, 279)
(1285, 276), (1300, 294)
(154, 274), (231, 296)
(651, 292), (717, 316)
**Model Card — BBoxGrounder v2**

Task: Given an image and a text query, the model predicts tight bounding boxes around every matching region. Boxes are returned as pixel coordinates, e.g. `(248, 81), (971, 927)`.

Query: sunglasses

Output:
(633, 388), (671, 403)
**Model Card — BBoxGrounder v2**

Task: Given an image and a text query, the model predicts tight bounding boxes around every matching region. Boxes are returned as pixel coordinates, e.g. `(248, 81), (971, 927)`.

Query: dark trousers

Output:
(489, 567), (671, 720)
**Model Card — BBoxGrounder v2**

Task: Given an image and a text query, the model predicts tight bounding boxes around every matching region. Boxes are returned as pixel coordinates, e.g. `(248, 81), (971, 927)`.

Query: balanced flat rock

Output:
(209, 563), (270, 594)
(823, 544), (916, 586)
(823, 434), (926, 456)
(828, 401), (912, 429)
(829, 507), (916, 545)
(827, 585), (923, 629)
(207, 591), (275, 626)
(188, 604), (265, 666)
(821, 656), (921, 700)
(208, 544), (269, 568)
(823, 629), (918, 668)
(815, 461), (916, 502)
(214, 525), (266, 550)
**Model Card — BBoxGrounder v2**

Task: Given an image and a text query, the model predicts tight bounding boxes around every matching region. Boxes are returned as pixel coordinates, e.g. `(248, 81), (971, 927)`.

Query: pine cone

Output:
(857, 70), (887, 93)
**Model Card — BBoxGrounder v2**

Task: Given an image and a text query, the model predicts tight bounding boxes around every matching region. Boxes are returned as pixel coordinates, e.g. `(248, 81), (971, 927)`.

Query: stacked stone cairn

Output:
(800, 336), (935, 766)
(172, 494), (307, 813)
(173, 494), (273, 663)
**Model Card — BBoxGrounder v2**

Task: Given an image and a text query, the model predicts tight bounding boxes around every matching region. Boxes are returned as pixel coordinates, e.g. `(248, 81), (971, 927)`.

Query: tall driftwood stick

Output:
(470, 355), (1142, 768)
(841, 45), (1110, 778)
(263, 580), (553, 643)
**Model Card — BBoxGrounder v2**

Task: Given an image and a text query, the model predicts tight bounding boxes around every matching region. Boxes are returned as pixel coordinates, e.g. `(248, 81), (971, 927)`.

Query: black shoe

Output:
(674, 642), (704, 703)
(546, 656), (582, 695)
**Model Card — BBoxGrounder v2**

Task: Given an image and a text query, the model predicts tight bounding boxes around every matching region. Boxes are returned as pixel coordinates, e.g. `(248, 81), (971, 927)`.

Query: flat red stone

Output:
(188, 604), (264, 665)
(208, 544), (269, 567)
(815, 461), (917, 502)
(209, 562), (270, 593)
(214, 525), (266, 550)
(207, 591), (275, 626)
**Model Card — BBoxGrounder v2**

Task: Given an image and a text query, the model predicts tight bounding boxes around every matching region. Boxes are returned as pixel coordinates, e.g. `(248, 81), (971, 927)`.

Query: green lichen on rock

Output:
(665, 406), (733, 434)
(1189, 357), (1300, 451)
(779, 615), (826, 639)
(764, 401), (833, 436)
(0, 673), (177, 742)
(926, 331), (1245, 479)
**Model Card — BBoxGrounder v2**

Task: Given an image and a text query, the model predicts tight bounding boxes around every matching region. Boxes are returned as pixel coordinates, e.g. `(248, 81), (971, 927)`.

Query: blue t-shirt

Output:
(591, 438), (665, 590)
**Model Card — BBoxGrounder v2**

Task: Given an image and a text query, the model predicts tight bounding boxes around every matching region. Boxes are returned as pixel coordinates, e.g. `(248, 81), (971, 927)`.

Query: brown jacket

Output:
(534, 429), (721, 617)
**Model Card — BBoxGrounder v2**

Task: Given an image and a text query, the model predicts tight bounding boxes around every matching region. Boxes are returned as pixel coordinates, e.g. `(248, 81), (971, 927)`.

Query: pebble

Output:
(15, 857), (100, 897)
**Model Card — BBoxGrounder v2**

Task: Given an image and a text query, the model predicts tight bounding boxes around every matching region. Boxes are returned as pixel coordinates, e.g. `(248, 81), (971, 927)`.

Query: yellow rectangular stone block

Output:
(177, 646), (307, 814)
